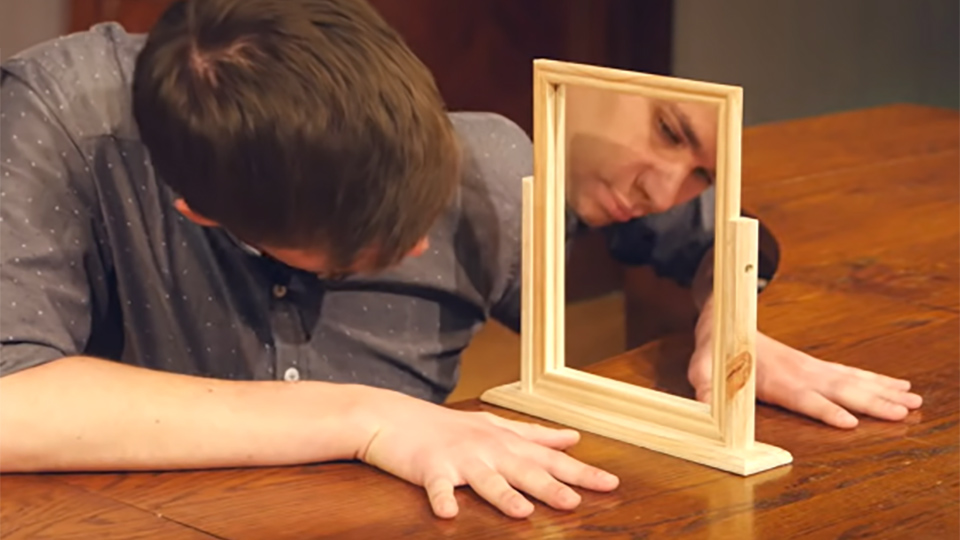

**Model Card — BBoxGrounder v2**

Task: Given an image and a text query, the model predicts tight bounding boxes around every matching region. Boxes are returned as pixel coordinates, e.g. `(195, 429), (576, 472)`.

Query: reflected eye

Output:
(657, 116), (683, 146)
(694, 167), (714, 185)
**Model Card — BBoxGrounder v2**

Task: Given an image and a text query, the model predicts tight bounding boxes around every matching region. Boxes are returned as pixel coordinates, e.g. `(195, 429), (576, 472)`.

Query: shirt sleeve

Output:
(494, 204), (586, 333)
(0, 67), (106, 376)
(602, 186), (716, 288)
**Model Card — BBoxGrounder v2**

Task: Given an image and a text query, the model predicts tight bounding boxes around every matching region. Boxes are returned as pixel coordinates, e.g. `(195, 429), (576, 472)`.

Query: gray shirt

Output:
(0, 23), (714, 403)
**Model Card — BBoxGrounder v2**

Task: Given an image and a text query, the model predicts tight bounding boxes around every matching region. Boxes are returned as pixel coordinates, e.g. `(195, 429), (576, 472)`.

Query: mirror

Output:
(563, 82), (720, 401)
(482, 59), (792, 475)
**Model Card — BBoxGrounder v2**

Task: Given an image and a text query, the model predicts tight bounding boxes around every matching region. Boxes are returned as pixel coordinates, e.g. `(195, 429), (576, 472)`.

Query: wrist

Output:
(304, 382), (401, 462)
(234, 380), (392, 465)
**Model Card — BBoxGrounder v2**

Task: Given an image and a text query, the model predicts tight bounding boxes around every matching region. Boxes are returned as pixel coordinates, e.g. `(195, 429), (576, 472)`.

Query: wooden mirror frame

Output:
(480, 59), (793, 475)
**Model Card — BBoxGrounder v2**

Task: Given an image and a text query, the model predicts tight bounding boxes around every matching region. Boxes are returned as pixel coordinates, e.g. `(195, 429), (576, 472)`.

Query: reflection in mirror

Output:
(563, 82), (720, 401)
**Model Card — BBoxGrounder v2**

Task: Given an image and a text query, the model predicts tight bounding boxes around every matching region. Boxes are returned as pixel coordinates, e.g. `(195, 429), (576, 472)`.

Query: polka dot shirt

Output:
(0, 23), (714, 403)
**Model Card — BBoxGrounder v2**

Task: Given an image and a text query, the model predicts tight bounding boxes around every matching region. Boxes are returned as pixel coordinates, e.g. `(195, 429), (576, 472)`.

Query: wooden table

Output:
(2, 104), (957, 539)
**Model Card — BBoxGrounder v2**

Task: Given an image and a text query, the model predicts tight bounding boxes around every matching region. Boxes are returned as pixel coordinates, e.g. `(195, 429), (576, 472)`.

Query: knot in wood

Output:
(726, 351), (753, 398)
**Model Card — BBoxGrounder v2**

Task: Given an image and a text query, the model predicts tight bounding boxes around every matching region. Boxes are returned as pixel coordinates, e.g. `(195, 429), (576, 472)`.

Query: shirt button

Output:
(272, 284), (287, 298)
(283, 367), (300, 382)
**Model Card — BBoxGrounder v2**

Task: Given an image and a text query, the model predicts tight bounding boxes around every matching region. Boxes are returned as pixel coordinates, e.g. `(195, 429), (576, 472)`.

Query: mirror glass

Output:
(562, 82), (720, 401)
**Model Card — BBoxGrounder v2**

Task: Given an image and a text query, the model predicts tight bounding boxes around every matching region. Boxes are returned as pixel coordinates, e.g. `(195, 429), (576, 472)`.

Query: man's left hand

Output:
(687, 299), (923, 429)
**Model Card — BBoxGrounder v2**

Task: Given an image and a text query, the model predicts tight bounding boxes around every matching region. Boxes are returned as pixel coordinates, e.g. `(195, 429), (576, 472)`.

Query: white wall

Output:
(672, 0), (960, 125)
(0, 0), (68, 62)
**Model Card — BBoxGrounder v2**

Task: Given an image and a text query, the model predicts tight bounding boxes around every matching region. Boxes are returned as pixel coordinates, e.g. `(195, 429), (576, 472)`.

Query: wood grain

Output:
(0, 476), (215, 539)
(741, 104), (960, 186)
(3, 105), (957, 538)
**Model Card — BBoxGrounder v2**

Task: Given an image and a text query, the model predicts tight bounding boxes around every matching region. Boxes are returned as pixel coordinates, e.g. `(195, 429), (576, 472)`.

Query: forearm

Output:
(0, 356), (381, 472)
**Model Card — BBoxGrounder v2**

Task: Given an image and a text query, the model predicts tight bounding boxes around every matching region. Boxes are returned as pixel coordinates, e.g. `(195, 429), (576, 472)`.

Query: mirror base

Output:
(480, 381), (793, 477)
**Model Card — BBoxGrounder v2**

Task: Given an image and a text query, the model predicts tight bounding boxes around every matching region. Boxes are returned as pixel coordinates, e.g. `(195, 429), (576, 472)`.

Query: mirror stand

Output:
(479, 59), (793, 476)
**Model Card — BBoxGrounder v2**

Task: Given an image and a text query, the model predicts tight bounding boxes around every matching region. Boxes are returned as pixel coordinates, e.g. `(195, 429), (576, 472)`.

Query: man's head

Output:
(133, 0), (460, 277)
(564, 85), (718, 228)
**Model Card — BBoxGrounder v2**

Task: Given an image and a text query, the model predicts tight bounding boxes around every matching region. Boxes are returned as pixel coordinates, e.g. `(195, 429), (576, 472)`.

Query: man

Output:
(0, 0), (920, 521)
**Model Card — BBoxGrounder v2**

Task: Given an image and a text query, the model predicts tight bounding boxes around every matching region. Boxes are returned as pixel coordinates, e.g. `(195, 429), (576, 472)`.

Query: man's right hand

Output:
(356, 392), (620, 519)
(1, 356), (618, 519)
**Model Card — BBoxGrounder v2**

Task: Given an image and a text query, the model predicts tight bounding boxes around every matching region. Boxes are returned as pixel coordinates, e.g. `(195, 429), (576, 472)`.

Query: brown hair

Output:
(133, 0), (460, 271)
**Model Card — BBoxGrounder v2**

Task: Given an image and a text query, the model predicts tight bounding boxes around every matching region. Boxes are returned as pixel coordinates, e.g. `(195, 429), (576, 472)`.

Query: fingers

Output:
(498, 457), (582, 511)
(480, 412), (580, 450)
(463, 450), (618, 517)
(872, 382), (923, 411)
(471, 413), (617, 518)
(896, 390), (924, 410)
(530, 444), (620, 493)
(827, 362), (913, 391)
(824, 377), (922, 422)
(462, 461), (534, 518)
(818, 361), (923, 418)
(773, 375), (920, 429)
(779, 388), (860, 429)
(424, 476), (459, 519)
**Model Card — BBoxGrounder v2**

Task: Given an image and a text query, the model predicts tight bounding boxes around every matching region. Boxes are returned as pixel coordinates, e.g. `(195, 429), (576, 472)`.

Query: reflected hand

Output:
(688, 300), (923, 428)
(357, 392), (619, 519)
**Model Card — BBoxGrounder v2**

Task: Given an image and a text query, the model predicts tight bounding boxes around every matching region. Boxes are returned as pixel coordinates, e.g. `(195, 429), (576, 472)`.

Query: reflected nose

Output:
(641, 161), (688, 213)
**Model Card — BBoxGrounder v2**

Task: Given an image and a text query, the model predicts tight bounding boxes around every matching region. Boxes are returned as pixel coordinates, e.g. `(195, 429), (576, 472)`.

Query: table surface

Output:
(2, 104), (958, 539)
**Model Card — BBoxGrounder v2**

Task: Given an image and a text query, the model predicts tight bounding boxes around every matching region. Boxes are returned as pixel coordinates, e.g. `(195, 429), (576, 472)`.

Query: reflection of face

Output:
(565, 85), (719, 227)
